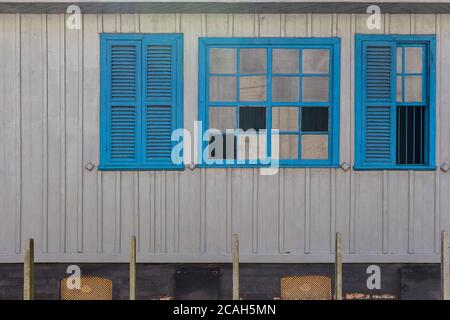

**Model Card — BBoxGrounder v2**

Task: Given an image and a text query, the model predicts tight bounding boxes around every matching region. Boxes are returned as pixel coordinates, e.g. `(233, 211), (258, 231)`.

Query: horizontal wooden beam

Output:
(2, 2), (450, 14)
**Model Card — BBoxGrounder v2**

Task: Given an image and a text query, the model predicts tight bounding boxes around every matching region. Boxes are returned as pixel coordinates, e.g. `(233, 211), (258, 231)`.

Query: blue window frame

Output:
(355, 35), (436, 170)
(198, 37), (340, 168)
(99, 34), (183, 170)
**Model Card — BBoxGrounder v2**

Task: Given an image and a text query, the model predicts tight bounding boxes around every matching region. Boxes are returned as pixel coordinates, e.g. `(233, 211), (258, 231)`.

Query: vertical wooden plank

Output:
(232, 234), (239, 300)
(99, 15), (118, 254)
(83, 14), (101, 253)
(233, 14), (256, 37)
(21, 14), (45, 253)
(139, 13), (176, 32)
(23, 238), (34, 300)
(282, 14), (308, 255)
(349, 13), (357, 254)
(387, 172), (409, 253)
(353, 15), (384, 254)
(230, 15), (255, 256)
(58, 14), (67, 254)
(330, 14), (337, 250)
(46, 14), (65, 253)
(14, 13), (22, 254)
(206, 14), (229, 36)
(310, 169), (332, 253)
(355, 172), (383, 253)
(413, 16), (437, 254)
(0, 14), (21, 254)
(309, 14), (333, 254)
(311, 13), (333, 36)
(335, 232), (343, 300)
(138, 171), (151, 254)
(65, 11), (83, 253)
(204, 169), (227, 254)
(178, 13), (203, 254)
(204, 14), (235, 253)
(335, 14), (351, 254)
(40, 14), (49, 253)
(130, 236), (136, 300)
(278, 169), (285, 253)
(257, 14), (281, 254)
(285, 14), (308, 37)
(118, 14), (140, 255)
(412, 172), (435, 253)
(258, 14), (281, 37)
(440, 15), (450, 236)
(97, 14), (104, 254)
(76, 13), (83, 254)
(389, 14), (411, 34)
(283, 169), (306, 253)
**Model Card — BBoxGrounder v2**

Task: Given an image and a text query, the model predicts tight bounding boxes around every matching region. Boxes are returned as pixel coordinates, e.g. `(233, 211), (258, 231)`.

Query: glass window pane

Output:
(301, 107), (328, 132)
(397, 47), (403, 74)
(404, 75), (422, 102)
(396, 106), (426, 165)
(209, 76), (236, 101)
(272, 76), (299, 102)
(405, 47), (423, 73)
(301, 134), (328, 159)
(239, 76), (266, 101)
(239, 106), (266, 131)
(396, 76), (403, 102)
(237, 133), (267, 160)
(209, 107), (236, 131)
(208, 133), (236, 160)
(209, 48), (236, 74)
(302, 49), (329, 74)
(277, 134), (298, 159)
(302, 77), (329, 102)
(273, 49), (299, 74)
(240, 48), (267, 74)
(272, 107), (298, 131)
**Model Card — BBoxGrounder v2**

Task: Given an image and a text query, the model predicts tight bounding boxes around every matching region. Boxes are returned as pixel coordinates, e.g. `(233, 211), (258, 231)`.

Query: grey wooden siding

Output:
(0, 13), (449, 263)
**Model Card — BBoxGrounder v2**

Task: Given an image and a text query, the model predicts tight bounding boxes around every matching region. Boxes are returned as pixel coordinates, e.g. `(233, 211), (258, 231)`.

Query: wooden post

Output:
(23, 238), (34, 300)
(232, 234), (239, 300)
(335, 232), (343, 300)
(130, 236), (136, 300)
(441, 231), (450, 300)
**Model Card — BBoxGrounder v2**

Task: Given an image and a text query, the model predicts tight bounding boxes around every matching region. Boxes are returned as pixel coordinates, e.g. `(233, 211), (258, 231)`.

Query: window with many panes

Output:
(198, 38), (340, 167)
(355, 35), (435, 170)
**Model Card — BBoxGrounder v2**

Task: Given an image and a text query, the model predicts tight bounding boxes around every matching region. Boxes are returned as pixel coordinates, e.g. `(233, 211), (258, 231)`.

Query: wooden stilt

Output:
(441, 231), (450, 300)
(232, 234), (239, 300)
(24, 238), (34, 300)
(335, 232), (343, 300)
(130, 236), (136, 300)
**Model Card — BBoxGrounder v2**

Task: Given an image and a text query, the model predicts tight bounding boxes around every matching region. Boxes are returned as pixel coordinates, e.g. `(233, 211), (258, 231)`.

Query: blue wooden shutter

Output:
(361, 42), (396, 165)
(106, 40), (142, 164)
(142, 37), (177, 165)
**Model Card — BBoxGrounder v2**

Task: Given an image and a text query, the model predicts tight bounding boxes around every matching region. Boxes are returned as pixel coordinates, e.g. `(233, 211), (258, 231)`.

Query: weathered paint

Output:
(0, 13), (449, 263)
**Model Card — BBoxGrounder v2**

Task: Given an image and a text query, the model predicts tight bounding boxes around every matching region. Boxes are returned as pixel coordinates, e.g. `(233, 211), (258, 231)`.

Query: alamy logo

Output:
(366, 265), (381, 290)
(170, 121), (280, 176)
(66, 5), (82, 30)
(366, 5), (381, 30)
(66, 265), (81, 290)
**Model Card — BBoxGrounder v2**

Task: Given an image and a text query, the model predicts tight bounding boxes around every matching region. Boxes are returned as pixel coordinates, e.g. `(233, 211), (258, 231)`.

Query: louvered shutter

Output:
(106, 40), (141, 164)
(143, 37), (177, 164)
(361, 42), (396, 165)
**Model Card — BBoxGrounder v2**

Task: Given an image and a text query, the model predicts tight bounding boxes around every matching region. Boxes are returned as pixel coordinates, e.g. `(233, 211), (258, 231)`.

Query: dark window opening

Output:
(239, 107), (266, 131)
(397, 106), (425, 165)
(208, 133), (237, 160)
(301, 107), (329, 132)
